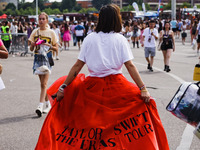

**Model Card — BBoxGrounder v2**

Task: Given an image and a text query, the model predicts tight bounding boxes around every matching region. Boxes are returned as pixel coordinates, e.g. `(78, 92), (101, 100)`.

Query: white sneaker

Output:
(56, 56), (59, 60)
(43, 104), (51, 114)
(36, 105), (43, 117)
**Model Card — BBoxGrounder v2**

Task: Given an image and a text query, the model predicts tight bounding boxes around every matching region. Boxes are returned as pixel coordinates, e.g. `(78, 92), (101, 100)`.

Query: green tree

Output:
(145, 3), (150, 11)
(163, 1), (171, 10)
(180, 2), (191, 8)
(0, 10), (3, 16)
(18, 2), (33, 10)
(52, 8), (61, 15)
(92, 0), (111, 10)
(43, 7), (53, 15)
(121, 5), (134, 12)
(61, 0), (76, 11)
(63, 9), (69, 13)
(33, 0), (45, 10)
(51, 2), (61, 10)
(74, 4), (82, 12)
(4, 9), (14, 15)
(4, 3), (16, 11)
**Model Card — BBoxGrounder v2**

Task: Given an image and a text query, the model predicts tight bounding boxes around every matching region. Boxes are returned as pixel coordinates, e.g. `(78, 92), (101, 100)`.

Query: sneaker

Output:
(43, 104), (51, 114)
(149, 67), (153, 72)
(36, 105), (43, 117)
(147, 63), (150, 69)
(56, 56), (60, 60)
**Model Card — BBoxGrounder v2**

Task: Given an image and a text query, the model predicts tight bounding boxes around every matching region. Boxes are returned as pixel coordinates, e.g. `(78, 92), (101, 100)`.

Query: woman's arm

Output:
(0, 45), (8, 59)
(29, 40), (35, 51)
(159, 31), (163, 43)
(56, 60), (85, 101)
(172, 31), (175, 52)
(124, 60), (150, 102)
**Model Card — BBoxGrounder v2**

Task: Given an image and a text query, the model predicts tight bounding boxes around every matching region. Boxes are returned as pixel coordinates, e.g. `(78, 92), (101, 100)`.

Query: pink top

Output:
(0, 39), (3, 47)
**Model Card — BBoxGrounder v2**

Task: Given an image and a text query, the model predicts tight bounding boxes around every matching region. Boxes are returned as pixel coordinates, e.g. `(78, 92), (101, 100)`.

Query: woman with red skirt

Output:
(35, 4), (169, 150)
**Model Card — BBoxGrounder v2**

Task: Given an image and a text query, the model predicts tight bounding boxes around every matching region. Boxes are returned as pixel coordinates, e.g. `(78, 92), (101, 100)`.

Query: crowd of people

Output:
(0, 16), (199, 69)
(1, 3), (200, 149)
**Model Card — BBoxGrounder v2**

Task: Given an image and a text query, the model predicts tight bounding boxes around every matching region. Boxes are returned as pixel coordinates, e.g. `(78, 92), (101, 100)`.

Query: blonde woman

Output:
(28, 12), (58, 117)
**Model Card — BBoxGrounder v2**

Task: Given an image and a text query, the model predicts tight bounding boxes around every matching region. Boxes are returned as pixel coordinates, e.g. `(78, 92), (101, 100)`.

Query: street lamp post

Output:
(36, 0), (38, 18)
(171, 0), (176, 19)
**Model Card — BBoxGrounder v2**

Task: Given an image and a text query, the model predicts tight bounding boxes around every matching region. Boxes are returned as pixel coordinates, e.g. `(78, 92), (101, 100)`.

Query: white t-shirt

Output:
(78, 32), (134, 77)
(142, 27), (158, 48)
(10, 24), (18, 34)
(52, 28), (60, 41)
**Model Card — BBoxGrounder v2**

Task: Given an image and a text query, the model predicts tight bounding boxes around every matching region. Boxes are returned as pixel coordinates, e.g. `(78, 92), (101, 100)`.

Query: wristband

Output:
(139, 84), (145, 90)
(59, 84), (67, 93)
(141, 90), (148, 92)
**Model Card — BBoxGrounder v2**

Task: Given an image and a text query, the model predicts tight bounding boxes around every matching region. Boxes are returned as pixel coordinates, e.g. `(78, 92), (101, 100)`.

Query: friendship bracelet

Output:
(139, 84), (145, 90)
(141, 90), (148, 92)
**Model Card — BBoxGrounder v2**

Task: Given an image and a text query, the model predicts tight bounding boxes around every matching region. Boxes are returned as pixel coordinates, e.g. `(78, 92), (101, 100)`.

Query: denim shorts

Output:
(144, 47), (156, 58)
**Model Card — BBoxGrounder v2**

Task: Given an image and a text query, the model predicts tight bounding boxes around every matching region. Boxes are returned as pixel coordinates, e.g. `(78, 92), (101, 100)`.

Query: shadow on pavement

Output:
(0, 114), (46, 125)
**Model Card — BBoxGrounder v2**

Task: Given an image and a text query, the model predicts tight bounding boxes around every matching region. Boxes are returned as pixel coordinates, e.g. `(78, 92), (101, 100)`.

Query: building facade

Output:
(147, 0), (200, 7)
(0, 0), (18, 10)
(76, 0), (92, 8)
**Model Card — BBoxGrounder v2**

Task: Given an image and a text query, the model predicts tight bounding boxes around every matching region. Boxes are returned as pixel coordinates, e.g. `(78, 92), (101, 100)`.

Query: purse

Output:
(193, 60), (200, 81)
(47, 51), (54, 66)
(166, 82), (200, 127)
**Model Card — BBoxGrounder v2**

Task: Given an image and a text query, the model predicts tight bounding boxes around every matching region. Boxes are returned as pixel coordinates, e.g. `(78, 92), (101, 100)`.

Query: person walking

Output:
(159, 21), (175, 72)
(131, 21), (140, 48)
(170, 18), (177, 37)
(35, 4), (169, 150)
(177, 20), (183, 39)
(70, 21), (77, 46)
(28, 12), (58, 117)
(75, 21), (85, 50)
(63, 23), (71, 50)
(191, 20), (198, 45)
(1, 21), (11, 53)
(181, 21), (187, 45)
(52, 22), (62, 60)
(142, 20), (158, 72)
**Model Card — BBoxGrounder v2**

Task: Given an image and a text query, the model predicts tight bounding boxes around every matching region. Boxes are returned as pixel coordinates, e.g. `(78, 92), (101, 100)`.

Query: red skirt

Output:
(35, 74), (169, 150)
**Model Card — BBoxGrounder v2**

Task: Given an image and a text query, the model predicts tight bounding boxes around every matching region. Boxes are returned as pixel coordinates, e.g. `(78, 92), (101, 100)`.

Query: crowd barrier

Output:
(0, 33), (33, 57)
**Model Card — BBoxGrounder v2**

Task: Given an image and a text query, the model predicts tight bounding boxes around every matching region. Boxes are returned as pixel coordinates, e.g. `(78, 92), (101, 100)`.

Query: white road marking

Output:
(134, 62), (194, 150)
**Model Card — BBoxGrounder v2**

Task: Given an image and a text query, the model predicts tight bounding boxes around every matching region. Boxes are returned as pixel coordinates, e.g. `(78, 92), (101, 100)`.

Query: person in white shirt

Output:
(52, 22), (62, 60)
(142, 20), (158, 72)
(10, 21), (18, 50)
(35, 4), (169, 150)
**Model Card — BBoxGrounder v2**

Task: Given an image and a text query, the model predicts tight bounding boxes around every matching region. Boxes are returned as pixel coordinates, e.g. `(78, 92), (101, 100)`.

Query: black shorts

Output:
(76, 36), (84, 42)
(2, 40), (11, 51)
(181, 32), (187, 38)
(197, 35), (200, 43)
(172, 28), (177, 32)
(161, 42), (173, 50)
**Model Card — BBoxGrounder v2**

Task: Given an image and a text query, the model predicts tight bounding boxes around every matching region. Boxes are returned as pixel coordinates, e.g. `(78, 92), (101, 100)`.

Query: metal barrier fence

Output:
(0, 33), (33, 57)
